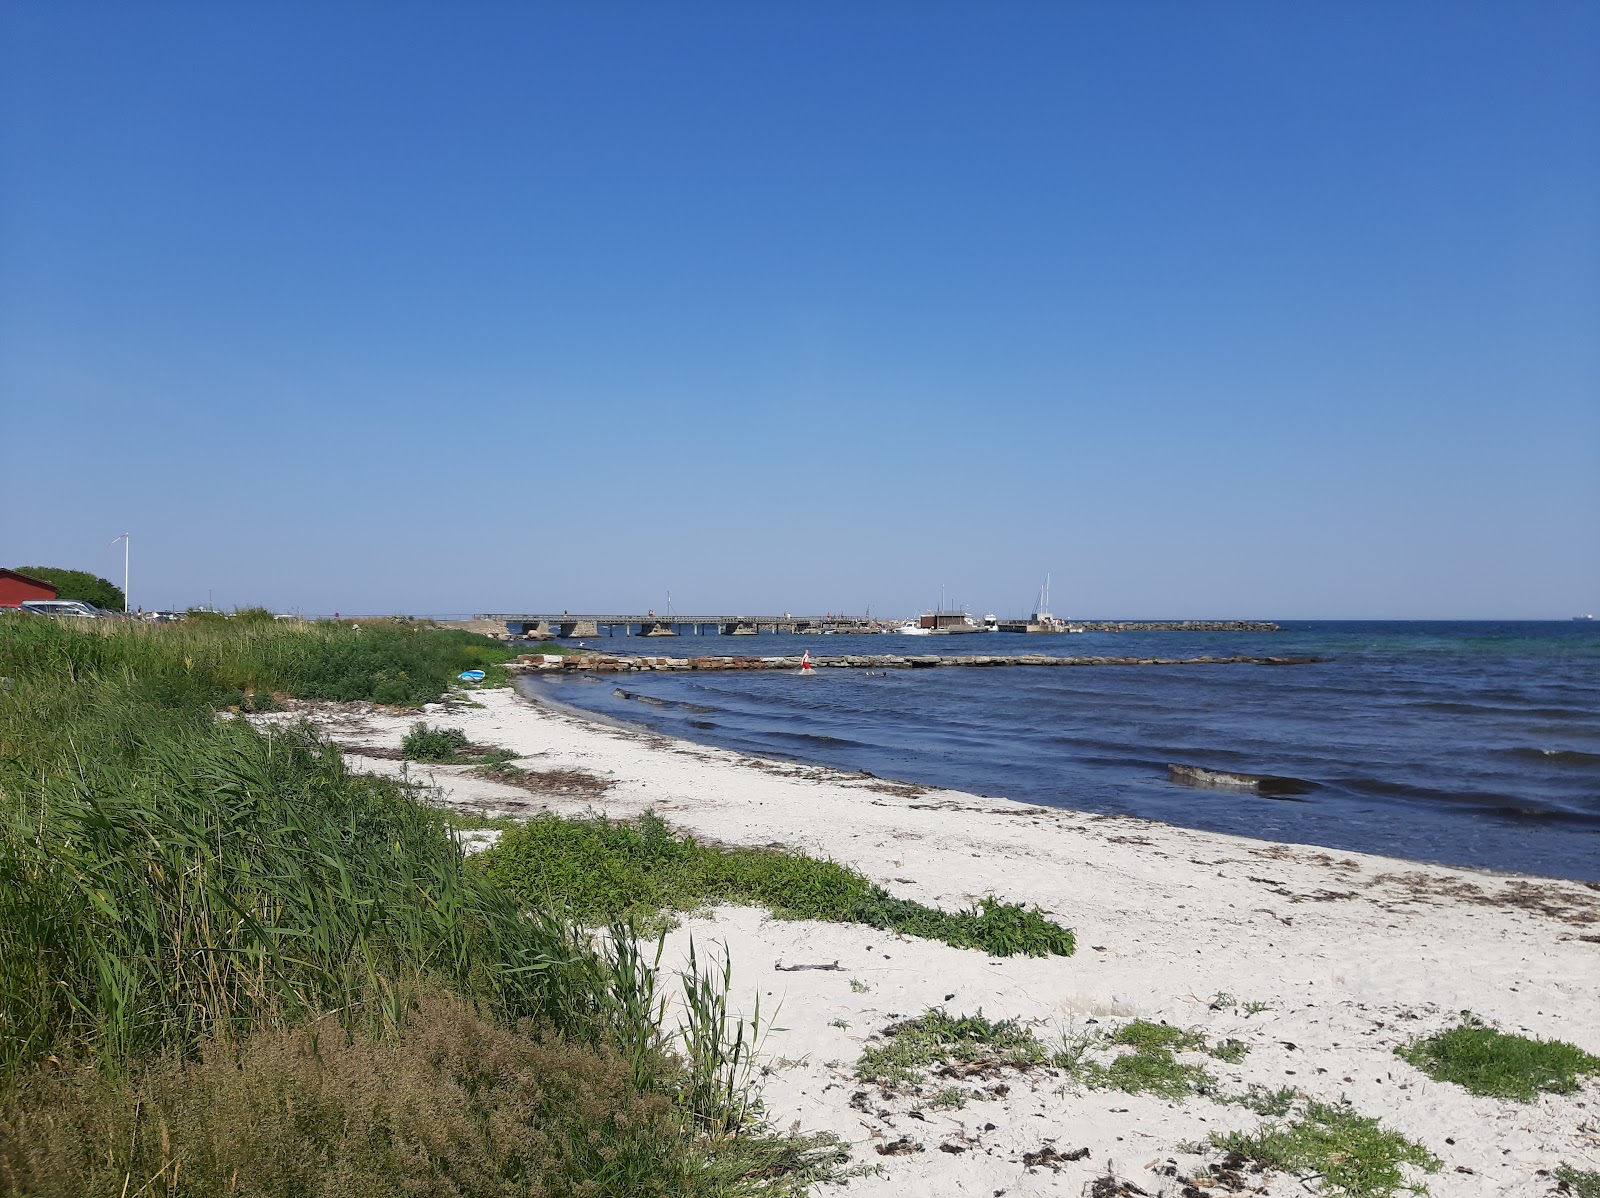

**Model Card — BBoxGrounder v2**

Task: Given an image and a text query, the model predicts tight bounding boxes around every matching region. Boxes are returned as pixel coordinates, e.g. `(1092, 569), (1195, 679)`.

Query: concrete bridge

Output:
(477, 613), (880, 639)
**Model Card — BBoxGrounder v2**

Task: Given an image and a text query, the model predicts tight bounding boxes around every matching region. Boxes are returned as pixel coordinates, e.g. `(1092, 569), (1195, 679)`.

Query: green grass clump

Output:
(1229, 1083), (1301, 1116)
(1556, 1163), (1600, 1198)
(1213, 1100), (1440, 1198)
(1396, 1013), (1600, 1102)
(477, 812), (1075, 957)
(402, 721), (471, 760)
(1076, 1021), (1215, 1099)
(856, 1009), (1049, 1087)
(1055, 1020), (1246, 1099)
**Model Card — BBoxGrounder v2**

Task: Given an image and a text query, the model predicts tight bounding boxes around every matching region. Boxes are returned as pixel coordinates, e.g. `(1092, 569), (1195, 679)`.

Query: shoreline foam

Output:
(277, 687), (1600, 1196)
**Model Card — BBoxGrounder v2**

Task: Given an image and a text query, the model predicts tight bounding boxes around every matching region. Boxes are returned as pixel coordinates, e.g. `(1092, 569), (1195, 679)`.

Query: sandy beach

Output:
(276, 685), (1600, 1197)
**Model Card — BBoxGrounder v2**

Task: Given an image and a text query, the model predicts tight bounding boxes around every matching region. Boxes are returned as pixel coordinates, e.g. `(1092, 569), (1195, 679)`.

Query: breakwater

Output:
(1070, 620), (1279, 632)
(512, 651), (1325, 674)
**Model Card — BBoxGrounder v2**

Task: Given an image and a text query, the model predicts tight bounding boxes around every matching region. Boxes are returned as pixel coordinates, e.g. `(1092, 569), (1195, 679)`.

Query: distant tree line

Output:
(13, 566), (125, 611)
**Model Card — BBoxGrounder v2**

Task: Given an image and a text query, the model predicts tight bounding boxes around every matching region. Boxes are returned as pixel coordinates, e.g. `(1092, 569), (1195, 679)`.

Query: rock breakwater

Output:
(512, 651), (1326, 674)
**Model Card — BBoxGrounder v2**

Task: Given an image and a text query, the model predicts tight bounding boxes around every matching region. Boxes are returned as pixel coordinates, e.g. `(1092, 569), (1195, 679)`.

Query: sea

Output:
(516, 622), (1600, 882)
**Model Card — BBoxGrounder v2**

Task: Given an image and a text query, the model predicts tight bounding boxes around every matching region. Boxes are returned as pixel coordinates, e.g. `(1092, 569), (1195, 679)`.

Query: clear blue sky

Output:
(3, 2), (1596, 618)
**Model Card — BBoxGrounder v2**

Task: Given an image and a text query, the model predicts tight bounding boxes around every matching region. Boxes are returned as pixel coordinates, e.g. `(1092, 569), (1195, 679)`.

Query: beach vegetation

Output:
(401, 720), (472, 760)
(856, 1009), (1050, 1088)
(1555, 1163), (1600, 1198)
(477, 811), (1076, 957)
(856, 1009), (1242, 1100)
(1228, 1083), (1301, 1116)
(526, 639), (580, 655)
(0, 608), (518, 709)
(1049, 1020), (1249, 1099)
(1074, 1020), (1217, 1098)
(1211, 1099), (1440, 1198)
(0, 989), (840, 1198)
(1395, 1013), (1600, 1101)
(10, 565), (123, 611)
(928, 1086), (970, 1109)
(0, 615), (843, 1194)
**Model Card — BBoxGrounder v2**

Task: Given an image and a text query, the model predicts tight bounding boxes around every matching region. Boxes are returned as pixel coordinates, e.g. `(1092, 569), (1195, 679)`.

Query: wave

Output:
(1498, 747), (1600, 768)
(1167, 764), (1318, 798)
(611, 688), (723, 716)
(768, 729), (875, 750)
(1410, 700), (1590, 720)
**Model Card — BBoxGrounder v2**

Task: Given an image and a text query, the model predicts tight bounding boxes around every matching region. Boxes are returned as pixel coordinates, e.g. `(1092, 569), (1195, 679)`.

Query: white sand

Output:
(277, 685), (1600, 1196)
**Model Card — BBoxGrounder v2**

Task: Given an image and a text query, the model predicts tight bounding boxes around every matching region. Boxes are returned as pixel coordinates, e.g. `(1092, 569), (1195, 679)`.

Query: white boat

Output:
(896, 619), (933, 636)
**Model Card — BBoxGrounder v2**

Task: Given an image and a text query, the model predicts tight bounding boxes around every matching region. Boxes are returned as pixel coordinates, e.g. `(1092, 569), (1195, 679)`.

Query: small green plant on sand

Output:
(1056, 1020), (1248, 1099)
(928, 1086), (969, 1109)
(1227, 1083), (1300, 1116)
(479, 811), (1075, 957)
(1212, 1099), (1440, 1198)
(1075, 1020), (1218, 1098)
(856, 1009), (1049, 1088)
(401, 721), (470, 761)
(1555, 1163), (1600, 1198)
(1396, 1013), (1600, 1102)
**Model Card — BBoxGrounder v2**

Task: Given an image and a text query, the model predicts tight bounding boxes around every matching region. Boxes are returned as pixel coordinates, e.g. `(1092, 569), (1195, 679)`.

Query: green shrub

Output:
(1396, 1014), (1600, 1102)
(402, 721), (471, 760)
(478, 812), (1075, 957)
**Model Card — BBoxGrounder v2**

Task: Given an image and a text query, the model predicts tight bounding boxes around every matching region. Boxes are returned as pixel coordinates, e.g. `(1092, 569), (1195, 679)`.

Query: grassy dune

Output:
(0, 616), (833, 1196)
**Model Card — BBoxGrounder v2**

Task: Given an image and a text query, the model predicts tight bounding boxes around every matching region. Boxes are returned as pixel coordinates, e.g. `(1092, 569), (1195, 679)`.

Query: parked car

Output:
(19, 599), (109, 618)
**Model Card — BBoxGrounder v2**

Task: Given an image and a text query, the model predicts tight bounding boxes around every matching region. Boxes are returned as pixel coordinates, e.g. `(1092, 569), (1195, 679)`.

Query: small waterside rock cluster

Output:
(511, 652), (1325, 674)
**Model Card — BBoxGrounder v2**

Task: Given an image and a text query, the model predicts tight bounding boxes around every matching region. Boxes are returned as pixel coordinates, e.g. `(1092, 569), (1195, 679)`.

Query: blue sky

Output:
(3, 1), (1596, 618)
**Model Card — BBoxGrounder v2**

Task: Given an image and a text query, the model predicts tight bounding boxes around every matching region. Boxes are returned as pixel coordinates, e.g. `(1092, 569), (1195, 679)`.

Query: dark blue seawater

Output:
(518, 622), (1600, 881)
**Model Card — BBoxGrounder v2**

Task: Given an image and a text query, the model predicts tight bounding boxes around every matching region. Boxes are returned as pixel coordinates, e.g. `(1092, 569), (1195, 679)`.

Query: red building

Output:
(0, 569), (58, 607)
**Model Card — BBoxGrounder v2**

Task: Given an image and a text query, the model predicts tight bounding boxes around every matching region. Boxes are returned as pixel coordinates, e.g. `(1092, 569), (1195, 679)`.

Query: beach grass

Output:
(1212, 1099), (1440, 1198)
(855, 1009), (1050, 1088)
(0, 616), (841, 1194)
(1396, 1013), (1600, 1102)
(854, 1008), (1255, 1098)
(476, 811), (1075, 957)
